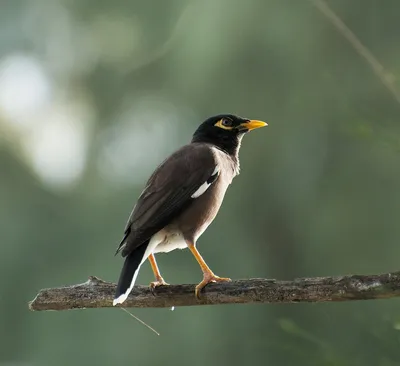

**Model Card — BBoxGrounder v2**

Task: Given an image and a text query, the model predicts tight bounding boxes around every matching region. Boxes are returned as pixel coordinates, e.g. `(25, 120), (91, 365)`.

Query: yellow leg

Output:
(148, 254), (169, 289)
(188, 243), (231, 298)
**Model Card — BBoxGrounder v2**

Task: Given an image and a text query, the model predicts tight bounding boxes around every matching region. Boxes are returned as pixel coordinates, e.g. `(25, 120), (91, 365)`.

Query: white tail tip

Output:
(113, 293), (129, 306)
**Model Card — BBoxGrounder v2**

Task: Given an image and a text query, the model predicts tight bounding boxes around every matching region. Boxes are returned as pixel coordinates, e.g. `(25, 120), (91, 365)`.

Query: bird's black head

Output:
(191, 114), (267, 156)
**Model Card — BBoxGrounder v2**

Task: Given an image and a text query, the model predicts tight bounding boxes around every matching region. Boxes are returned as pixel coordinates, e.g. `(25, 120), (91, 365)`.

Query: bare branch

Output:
(310, 0), (400, 105)
(29, 271), (400, 311)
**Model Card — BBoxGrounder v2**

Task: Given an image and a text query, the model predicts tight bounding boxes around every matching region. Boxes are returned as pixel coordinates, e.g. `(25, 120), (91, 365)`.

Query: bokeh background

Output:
(1, 0), (400, 365)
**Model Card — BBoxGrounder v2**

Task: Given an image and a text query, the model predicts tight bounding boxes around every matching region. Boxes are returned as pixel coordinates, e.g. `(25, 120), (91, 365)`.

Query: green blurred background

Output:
(1, 0), (400, 365)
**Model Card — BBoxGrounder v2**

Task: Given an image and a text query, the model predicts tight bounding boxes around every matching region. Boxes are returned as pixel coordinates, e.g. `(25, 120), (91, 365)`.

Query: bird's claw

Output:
(149, 278), (169, 295)
(195, 273), (231, 299)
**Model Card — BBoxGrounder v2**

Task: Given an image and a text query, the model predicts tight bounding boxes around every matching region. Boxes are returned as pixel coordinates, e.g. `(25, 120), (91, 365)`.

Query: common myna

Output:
(113, 114), (267, 305)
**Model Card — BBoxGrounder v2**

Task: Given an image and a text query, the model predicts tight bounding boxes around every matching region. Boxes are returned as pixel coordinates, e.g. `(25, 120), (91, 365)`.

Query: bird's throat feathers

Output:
(191, 131), (243, 163)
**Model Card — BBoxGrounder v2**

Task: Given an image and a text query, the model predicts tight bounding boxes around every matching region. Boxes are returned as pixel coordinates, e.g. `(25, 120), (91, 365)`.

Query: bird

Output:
(113, 114), (267, 306)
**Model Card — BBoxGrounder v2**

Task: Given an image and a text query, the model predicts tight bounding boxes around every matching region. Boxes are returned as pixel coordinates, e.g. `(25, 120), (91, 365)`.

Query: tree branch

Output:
(309, 0), (400, 105)
(29, 271), (400, 311)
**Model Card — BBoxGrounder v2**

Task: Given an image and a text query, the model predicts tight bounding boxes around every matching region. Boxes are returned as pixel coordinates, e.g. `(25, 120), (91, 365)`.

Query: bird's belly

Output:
(152, 230), (187, 253)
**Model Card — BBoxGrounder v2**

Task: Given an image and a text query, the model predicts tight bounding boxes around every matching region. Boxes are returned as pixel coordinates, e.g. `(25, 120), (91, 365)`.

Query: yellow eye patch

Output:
(214, 119), (233, 130)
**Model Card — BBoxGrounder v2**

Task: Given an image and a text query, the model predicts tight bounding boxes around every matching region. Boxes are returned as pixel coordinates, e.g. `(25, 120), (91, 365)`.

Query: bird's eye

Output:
(221, 119), (233, 127)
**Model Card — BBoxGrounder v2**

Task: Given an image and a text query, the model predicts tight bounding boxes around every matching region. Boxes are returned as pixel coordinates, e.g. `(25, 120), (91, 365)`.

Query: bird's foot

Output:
(149, 277), (169, 295)
(195, 272), (231, 299)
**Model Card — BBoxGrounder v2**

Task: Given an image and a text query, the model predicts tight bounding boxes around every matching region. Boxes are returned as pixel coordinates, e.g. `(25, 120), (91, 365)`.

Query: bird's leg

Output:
(187, 243), (231, 298)
(148, 254), (169, 291)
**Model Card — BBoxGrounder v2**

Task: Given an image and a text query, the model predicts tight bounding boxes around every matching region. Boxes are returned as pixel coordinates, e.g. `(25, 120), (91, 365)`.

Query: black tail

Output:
(113, 241), (149, 306)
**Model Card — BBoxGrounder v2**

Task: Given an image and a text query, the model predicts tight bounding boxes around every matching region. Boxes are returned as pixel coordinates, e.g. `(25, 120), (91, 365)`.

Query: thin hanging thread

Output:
(120, 307), (160, 336)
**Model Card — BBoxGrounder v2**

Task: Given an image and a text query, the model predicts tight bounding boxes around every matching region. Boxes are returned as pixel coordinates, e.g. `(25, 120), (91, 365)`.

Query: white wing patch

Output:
(191, 182), (210, 199)
(191, 166), (219, 199)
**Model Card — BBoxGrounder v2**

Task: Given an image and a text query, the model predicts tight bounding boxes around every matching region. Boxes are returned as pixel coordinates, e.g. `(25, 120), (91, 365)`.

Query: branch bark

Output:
(29, 271), (400, 311)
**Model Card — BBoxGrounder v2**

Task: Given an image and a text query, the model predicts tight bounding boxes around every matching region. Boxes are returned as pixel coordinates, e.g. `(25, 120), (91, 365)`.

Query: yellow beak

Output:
(242, 120), (268, 131)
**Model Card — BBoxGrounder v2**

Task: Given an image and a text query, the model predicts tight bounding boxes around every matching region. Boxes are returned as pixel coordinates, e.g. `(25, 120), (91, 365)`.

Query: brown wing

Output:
(116, 143), (218, 257)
